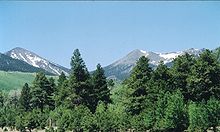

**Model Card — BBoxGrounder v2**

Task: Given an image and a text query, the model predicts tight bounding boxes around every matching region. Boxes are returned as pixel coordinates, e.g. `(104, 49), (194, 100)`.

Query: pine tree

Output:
(19, 83), (31, 111)
(48, 77), (56, 110)
(69, 49), (91, 108)
(148, 62), (171, 106)
(55, 80), (72, 107)
(55, 72), (69, 107)
(170, 53), (195, 100)
(57, 72), (67, 89)
(70, 49), (89, 82)
(187, 50), (220, 101)
(30, 72), (53, 111)
(91, 64), (111, 112)
(124, 56), (152, 115)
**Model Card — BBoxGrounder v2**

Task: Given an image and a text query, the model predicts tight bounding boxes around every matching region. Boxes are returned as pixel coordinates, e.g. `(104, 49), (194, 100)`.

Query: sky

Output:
(0, 2), (220, 71)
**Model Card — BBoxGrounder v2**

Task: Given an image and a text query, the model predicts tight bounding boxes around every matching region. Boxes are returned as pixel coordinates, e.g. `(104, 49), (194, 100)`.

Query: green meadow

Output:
(0, 71), (57, 92)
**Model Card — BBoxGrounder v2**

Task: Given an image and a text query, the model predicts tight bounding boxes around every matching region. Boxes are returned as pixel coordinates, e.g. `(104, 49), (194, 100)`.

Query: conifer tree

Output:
(19, 83), (31, 111)
(30, 72), (53, 111)
(91, 64), (111, 112)
(148, 62), (171, 105)
(55, 80), (72, 107)
(124, 56), (152, 115)
(187, 50), (220, 101)
(70, 49), (89, 82)
(55, 72), (69, 107)
(48, 77), (56, 110)
(57, 72), (67, 89)
(69, 49), (91, 108)
(170, 53), (195, 100)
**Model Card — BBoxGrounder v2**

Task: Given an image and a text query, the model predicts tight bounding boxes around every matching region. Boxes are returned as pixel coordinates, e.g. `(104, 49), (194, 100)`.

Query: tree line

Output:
(1, 48), (220, 132)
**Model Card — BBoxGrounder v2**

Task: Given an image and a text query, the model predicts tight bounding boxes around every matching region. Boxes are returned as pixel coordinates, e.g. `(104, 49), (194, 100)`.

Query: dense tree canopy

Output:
(1, 48), (220, 131)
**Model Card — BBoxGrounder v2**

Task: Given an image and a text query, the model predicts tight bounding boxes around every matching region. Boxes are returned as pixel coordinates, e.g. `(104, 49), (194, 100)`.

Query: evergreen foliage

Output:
(124, 56), (152, 115)
(90, 64), (111, 112)
(30, 72), (55, 111)
(19, 83), (31, 111)
(1, 48), (220, 131)
(69, 49), (91, 108)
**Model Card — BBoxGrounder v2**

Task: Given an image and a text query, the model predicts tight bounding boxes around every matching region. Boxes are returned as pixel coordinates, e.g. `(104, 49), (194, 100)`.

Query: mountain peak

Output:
(11, 47), (28, 52)
(104, 48), (205, 80)
(5, 47), (70, 75)
(140, 49), (147, 54)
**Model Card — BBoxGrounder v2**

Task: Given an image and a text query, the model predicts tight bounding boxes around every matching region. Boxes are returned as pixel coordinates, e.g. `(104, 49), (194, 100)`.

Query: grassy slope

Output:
(0, 71), (35, 92)
(0, 71), (57, 92)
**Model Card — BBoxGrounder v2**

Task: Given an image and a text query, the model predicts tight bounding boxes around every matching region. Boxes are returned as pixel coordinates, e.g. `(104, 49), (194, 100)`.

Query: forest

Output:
(1, 48), (220, 132)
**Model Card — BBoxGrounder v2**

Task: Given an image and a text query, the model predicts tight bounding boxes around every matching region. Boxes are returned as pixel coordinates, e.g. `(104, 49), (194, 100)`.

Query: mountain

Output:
(5, 47), (70, 75)
(104, 48), (204, 80)
(0, 52), (50, 74)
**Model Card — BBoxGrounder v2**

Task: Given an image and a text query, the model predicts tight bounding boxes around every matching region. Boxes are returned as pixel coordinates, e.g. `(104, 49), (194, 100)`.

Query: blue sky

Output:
(0, 2), (220, 70)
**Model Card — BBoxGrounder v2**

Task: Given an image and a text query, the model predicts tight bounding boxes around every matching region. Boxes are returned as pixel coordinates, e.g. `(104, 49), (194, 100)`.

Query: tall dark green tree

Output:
(30, 72), (53, 111)
(70, 49), (90, 82)
(91, 64), (111, 112)
(148, 61), (171, 105)
(170, 53), (195, 100)
(57, 72), (67, 89)
(19, 83), (31, 111)
(54, 80), (72, 107)
(48, 77), (56, 110)
(69, 49), (91, 108)
(187, 50), (220, 101)
(124, 56), (152, 115)
(55, 72), (69, 107)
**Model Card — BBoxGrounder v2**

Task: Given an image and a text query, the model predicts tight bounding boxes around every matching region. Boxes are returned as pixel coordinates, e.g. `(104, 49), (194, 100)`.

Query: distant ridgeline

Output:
(103, 47), (220, 81)
(0, 53), (52, 74)
(0, 47), (220, 81)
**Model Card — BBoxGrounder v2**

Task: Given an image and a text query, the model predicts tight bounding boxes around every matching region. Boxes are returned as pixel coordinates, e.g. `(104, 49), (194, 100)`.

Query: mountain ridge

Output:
(0, 52), (51, 74)
(103, 48), (205, 80)
(5, 47), (70, 75)
(2, 47), (207, 80)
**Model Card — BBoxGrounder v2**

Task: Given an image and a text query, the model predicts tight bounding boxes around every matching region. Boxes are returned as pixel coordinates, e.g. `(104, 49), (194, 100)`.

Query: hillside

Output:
(0, 71), (58, 92)
(5, 47), (70, 75)
(0, 53), (51, 74)
(0, 71), (35, 92)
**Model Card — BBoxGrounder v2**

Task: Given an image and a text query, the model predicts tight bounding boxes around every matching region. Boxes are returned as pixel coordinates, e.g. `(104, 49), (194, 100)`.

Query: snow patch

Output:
(49, 65), (60, 75)
(11, 52), (19, 59)
(140, 50), (147, 54)
(19, 53), (26, 61)
(159, 52), (182, 60)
